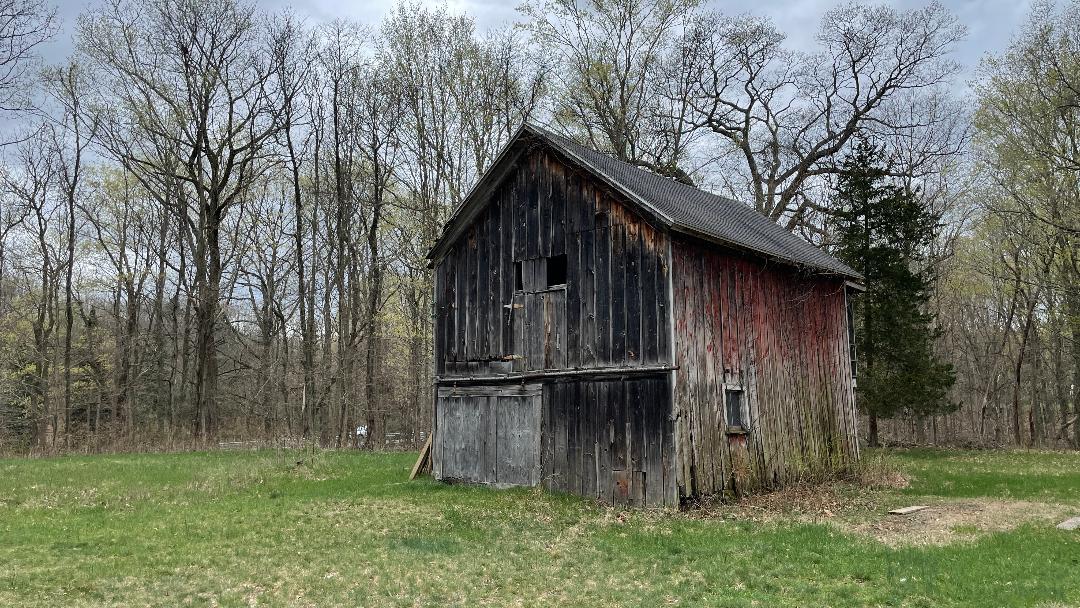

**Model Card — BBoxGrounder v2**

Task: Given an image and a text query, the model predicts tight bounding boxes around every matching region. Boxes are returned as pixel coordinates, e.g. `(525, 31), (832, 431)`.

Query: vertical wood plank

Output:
(582, 380), (598, 500)
(467, 229), (479, 359)
(610, 379), (627, 506)
(554, 382), (568, 492)
(630, 378), (645, 507)
(657, 233), (671, 363)
(625, 225), (642, 366)
(477, 210), (490, 359)
(645, 378), (664, 507)
(542, 384), (554, 490)
(611, 225), (627, 366)
(567, 381), (582, 496)
(528, 292), (544, 371)
(551, 163), (566, 256)
(553, 290), (567, 368)
(567, 231), (581, 368)
(455, 244), (466, 363)
(526, 154), (540, 260)
(580, 226), (596, 367)
(435, 263), (447, 374)
(481, 395), (497, 482)
(595, 225), (611, 365)
(500, 182), (515, 357)
(596, 380), (612, 504)
(539, 153), (553, 258)
(662, 375), (678, 506)
(513, 161), (526, 261)
(641, 231), (659, 364)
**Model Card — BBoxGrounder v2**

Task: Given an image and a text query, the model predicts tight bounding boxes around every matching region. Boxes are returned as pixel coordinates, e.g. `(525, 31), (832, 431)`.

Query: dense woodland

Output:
(0, 0), (1075, 454)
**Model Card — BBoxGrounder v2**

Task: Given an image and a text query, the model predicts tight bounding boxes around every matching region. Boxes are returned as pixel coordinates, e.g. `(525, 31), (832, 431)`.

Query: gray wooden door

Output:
(434, 384), (542, 487)
(512, 288), (567, 371)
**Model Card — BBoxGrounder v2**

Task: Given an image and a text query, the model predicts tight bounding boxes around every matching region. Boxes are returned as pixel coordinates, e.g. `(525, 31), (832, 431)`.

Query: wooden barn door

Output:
(510, 257), (568, 372)
(541, 375), (677, 507)
(512, 289), (567, 371)
(434, 384), (542, 487)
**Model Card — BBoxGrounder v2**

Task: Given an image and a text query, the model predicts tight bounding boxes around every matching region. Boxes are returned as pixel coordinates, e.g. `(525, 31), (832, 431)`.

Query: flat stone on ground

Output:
(1057, 516), (1080, 531)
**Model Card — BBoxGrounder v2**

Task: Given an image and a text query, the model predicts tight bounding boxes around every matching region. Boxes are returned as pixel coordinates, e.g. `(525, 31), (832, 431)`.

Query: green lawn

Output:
(1, 448), (1078, 607)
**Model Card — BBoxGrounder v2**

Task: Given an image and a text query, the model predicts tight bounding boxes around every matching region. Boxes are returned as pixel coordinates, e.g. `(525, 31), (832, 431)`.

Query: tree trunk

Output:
(867, 413), (879, 448)
(194, 205), (223, 444)
(1067, 282), (1080, 449)
(1013, 294), (1038, 447)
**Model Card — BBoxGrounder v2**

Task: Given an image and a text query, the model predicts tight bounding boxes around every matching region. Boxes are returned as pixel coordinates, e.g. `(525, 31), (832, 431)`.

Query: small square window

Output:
(725, 388), (745, 431)
(546, 254), (567, 287)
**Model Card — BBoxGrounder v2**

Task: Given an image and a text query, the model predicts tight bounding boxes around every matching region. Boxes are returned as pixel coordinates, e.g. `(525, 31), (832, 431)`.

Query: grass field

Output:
(2, 448), (1079, 607)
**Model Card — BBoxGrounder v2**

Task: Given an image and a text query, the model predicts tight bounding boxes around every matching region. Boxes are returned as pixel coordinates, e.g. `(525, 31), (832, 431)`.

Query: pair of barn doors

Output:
(434, 384), (542, 487)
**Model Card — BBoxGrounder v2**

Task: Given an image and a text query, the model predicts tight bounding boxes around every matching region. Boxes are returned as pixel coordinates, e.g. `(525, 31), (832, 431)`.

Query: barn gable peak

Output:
(428, 122), (861, 280)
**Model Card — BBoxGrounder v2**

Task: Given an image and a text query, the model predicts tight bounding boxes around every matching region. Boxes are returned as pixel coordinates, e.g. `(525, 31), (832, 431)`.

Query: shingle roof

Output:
(527, 124), (861, 279)
(429, 122), (861, 280)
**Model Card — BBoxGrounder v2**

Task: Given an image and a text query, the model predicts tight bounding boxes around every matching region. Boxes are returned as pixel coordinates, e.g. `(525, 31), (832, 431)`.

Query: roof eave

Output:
(670, 224), (863, 281)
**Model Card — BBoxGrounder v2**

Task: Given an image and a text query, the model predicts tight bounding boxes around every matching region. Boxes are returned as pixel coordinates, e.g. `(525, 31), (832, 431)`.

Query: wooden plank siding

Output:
(431, 137), (857, 508)
(540, 374), (676, 507)
(434, 146), (671, 377)
(671, 239), (859, 498)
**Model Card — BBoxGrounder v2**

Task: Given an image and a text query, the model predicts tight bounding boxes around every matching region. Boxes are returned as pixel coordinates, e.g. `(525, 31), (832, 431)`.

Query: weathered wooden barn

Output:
(428, 123), (862, 507)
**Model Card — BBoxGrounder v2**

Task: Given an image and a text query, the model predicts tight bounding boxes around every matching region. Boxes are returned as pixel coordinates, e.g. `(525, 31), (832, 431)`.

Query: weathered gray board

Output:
(434, 384), (542, 487)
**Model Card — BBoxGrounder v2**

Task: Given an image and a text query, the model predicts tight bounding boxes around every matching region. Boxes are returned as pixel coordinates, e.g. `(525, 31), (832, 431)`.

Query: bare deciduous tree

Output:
(681, 3), (965, 227)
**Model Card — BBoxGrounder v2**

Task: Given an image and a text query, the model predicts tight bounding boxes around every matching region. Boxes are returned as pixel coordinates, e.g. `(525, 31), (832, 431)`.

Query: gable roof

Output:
(429, 122), (861, 280)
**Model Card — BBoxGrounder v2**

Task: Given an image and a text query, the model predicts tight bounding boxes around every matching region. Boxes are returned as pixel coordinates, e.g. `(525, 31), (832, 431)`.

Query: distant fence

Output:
(217, 432), (428, 451)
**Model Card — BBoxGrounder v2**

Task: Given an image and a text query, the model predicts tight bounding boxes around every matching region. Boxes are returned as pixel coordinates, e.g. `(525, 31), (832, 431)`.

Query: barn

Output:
(427, 123), (862, 507)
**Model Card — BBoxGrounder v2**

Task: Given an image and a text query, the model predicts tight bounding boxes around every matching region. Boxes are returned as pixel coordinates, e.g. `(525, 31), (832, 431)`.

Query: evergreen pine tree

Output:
(834, 139), (956, 447)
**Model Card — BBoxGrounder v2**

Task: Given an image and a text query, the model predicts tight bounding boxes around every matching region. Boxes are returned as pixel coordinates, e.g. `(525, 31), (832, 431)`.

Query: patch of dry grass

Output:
(674, 449), (1080, 548)
(840, 499), (1076, 546)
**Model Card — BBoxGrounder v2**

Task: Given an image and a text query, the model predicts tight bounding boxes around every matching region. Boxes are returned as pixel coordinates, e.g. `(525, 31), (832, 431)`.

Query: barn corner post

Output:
(665, 235), (681, 505)
(843, 280), (863, 463)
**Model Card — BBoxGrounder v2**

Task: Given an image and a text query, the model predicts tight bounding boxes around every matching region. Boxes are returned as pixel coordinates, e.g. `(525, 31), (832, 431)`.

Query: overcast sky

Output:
(43, 0), (1031, 88)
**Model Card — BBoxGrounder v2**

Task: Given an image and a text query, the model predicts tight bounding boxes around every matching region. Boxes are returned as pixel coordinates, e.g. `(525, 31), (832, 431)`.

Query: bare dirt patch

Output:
(682, 470), (1074, 547)
(838, 499), (1075, 547)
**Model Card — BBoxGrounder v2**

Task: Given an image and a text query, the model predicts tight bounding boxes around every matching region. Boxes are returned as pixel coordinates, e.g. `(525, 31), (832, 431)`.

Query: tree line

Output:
(0, 0), (1074, 454)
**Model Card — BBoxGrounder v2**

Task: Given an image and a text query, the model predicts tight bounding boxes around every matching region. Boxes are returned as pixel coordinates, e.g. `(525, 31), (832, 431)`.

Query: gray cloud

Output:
(43, 0), (1030, 85)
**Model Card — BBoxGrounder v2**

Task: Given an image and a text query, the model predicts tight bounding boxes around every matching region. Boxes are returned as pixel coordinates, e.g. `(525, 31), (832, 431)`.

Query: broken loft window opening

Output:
(546, 254), (567, 287)
(515, 261), (523, 291)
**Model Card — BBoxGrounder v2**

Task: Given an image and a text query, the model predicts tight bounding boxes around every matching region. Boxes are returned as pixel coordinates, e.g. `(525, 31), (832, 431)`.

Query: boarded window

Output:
(725, 388), (746, 431)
